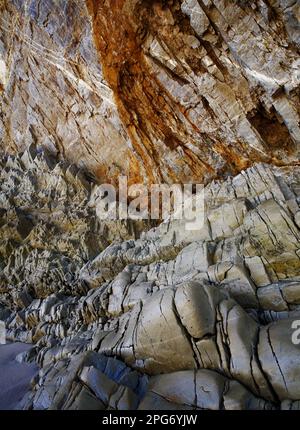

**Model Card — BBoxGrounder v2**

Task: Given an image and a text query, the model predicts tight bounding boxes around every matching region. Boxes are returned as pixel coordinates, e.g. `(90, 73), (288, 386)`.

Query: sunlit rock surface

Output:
(1, 149), (300, 409)
(1, 0), (300, 411)
(0, 0), (300, 184)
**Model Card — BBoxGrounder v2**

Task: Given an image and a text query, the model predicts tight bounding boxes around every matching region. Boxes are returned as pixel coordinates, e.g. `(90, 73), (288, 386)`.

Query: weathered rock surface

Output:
(1, 0), (300, 411)
(1, 1), (300, 184)
(1, 150), (300, 409)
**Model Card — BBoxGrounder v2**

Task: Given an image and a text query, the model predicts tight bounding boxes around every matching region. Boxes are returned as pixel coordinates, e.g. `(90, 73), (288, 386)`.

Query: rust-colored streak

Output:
(86, 0), (293, 186)
(86, 0), (220, 185)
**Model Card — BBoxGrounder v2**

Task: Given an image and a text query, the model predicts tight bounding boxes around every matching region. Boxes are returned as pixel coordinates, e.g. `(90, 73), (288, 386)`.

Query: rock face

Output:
(1, 148), (300, 409)
(1, 0), (300, 412)
(1, 0), (300, 184)
(0, 0), (130, 184)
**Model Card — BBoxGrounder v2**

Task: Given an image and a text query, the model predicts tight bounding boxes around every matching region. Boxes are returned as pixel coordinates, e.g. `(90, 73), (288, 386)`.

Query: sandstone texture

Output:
(0, 0), (300, 184)
(1, 148), (300, 409)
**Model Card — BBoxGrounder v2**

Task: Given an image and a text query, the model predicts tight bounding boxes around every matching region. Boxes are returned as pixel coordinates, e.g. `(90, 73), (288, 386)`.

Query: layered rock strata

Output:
(1, 149), (300, 409)
(0, 0), (300, 184)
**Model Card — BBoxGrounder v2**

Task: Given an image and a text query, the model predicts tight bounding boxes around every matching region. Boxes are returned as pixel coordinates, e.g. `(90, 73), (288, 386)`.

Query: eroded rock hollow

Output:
(0, 0), (300, 411)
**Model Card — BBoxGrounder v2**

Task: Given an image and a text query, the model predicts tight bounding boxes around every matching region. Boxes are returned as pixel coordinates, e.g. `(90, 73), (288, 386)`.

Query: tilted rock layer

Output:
(0, 0), (300, 184)
(1, 149), (300, 409)
(1, 0), (300, 411)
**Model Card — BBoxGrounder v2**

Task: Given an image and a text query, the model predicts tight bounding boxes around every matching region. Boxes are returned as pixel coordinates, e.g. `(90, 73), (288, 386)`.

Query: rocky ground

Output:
(1, 0), (300, 412)
(1, 1), (299, 184)
(1, 147), (300, 410)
